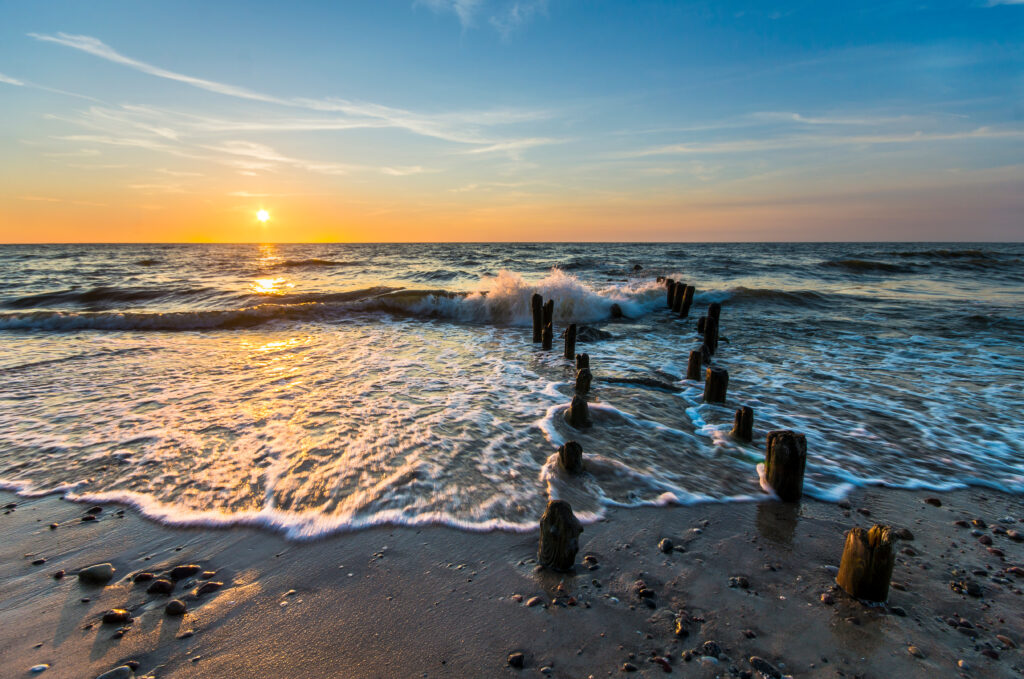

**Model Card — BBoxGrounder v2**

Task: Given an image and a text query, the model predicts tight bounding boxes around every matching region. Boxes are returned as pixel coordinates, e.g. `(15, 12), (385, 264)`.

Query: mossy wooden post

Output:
(703, 366), (728, 403)
(575, 368), (592, 394)
(703, 316), (719, 355)
(680, 285), (695, 318)
(730, 406), (753, 442)
(531, 293), (543, 343)
(708, 302), (721, 323)
(566, 394), (591, 428)
(764, 430), (806, 502)
(542, 322), (553, 350)
(575, 353), (590, 371)
(697, 316), (707, 334)
(558, 440), (584, 474)
(538, 500), (583, 572)
(672, 282), (685, 313)
(836, 525), (895, 602)
(686, 350), (702, 381)
(564, 323), (577, 360)
(665, 279), (676, 308)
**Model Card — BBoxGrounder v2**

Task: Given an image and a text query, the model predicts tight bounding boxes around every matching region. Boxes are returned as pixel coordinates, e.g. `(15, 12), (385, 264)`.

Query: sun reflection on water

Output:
(250, 277), (294, 295)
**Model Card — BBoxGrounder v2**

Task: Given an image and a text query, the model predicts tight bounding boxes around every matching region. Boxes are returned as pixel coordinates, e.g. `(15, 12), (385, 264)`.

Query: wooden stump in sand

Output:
(836, 524), (895, 602)
(564, 323), (577, 360)
(575, 353), (590, 371)
(686, 350), (703, 381)
(566, 394), (591, 428)
(730, 406), (753, 442)
(764, 430), (806, 502)
(558, 440), (584, 474)
(680, 285), (695, 318)
(665, 279), (676, 308)
(531, 293), (543, 343)
(703, 316), (719, 355)
(538, 500), (583, 571)
(703, 366), (728, 403)
(542, 322), (553, 350)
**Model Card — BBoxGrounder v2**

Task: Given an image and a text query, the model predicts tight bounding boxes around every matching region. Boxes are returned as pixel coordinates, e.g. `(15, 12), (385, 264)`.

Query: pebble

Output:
(166, 599), (187, 617)
(526, 596), (543, 607)
(979, 535), (993, 546)
(147, 578), (174, 594)
(748, 656), (781, 679)
(728, 576), (749, 589)
(539, 666), (553, 675)
(169, 564), (202, 580)
(32, 557), (47, 565)
(658, 538), (673, 553)
(889, 606), (907, 617)
(893, 527), (914, 541)
(622, 662), (638, 672)
(743, 629), (757, 639)
(908, 646), (924, 658)
(52, 570), (65, 580)
(102, 609), (131, 624)
(194, 581), (223, 596)
(94, 667), (133, 679)
(673, 616), (690, 638)
(199, 570), (217, 579)
(86, 506), (103, 515)
(820, 593), (834, 605)
(133, 572), (155, 583)
(996, 634), (1016, 648)
(924, 497), (942, 507)
(30, 665), (49, 674)
(957, 660), (969, 670)
(49, 523), (58, 530)
(981, 649), (999, 660)
(507, 652), (525, 669)
(81, 515), (97, 522)
(971, 518), (987, 528)
(78, 563), (115, 585)
(701, 640), (722, 658)
(1007, 530), (1023, 542)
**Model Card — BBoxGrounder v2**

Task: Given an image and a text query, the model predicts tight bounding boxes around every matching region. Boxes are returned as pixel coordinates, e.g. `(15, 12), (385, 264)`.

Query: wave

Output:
(266, 258), (361, 269)
(1, 286), (218, 310)
(820, 259), (912, 274)
(697, 285), (849, 308)
(886, 248), (1002, 259)
(135, 258), (161, 266)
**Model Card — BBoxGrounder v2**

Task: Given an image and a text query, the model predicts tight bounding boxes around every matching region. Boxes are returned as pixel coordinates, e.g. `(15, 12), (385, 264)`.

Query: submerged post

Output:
(542, 322), (553, 350)
(697, 316), (707, 334)
(531, 293), (543, 343)
(672, 282), (685, 313)
(665, 279), (676, 308)
(558, 440), (584, 474)
(538, 500), (583, 572)
(543, 299), (554, 328)
(686, 350), (703, 381)
(836, 525), (895, 602)
(730, 406), (753, 442)
(703, 366), (728, 403)
(575, 368), (592, 394)
(703, 316), (719, 355)
(680, 285), (695, 318)
(575, 353), (590, 371)
(708, 302), (721, 323)
(566, 394), (591, 428)
(564, 323), (577, 360)
(764, 430), (806, 502)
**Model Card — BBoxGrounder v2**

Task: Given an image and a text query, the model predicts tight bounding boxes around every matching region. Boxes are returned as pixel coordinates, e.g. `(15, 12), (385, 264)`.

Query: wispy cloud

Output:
(417, 0), (483, 27)
(986, 0), (1024, 6)
(490, 0), (547, 38)
(747, 111), (917, 126)
(0, 72), (25, 86)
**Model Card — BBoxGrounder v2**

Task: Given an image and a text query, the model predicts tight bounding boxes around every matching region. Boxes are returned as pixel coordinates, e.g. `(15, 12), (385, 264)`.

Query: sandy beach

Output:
(2, 487), (1021, 679)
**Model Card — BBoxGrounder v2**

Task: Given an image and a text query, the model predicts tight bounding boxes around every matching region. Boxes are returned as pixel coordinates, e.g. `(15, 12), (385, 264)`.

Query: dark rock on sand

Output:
(748, 656), (781, 678)
(101, 609), (131, 624)
(94, 666), (134, 679)
(658, 538), (673, 553)
(147, 578), (174, 594)
(32, 558), (46, 565)
(169, 565), (201, 580)
(577, 326), (612, 342)
(507, 652), (525, 669)
(893, 527), (914, 540)
(133, 572), (155, 583)
(78, 563), (115, 585)
(673, 615), (690, 638)
(701, 640), (722, 658)
(924, 497), (942, 507)
(728, 575), (749, 589)
(53, 570), (65, 580)
(166, 599), (187, 616)
(194, 581), (223, 596)
(622, 662), (638, 672)
(86, 506), (103, 515)
(199, 570), (217, 579)
(81, 515), (97, 522)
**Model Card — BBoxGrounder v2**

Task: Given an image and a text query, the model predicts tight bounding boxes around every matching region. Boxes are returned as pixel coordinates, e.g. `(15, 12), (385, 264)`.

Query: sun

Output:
(256, 209), (270, 223)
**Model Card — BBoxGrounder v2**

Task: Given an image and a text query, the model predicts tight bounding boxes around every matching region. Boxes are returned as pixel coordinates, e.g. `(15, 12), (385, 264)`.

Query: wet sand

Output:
(1, 488), (1021, 679)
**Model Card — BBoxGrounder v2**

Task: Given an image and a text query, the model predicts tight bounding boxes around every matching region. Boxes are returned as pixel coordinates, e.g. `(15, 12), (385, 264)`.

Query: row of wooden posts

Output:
(533, 280), (895, 603)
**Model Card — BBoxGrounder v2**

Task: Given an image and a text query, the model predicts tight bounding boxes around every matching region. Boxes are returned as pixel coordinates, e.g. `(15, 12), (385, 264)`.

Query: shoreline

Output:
(1, 487), (1021, 679)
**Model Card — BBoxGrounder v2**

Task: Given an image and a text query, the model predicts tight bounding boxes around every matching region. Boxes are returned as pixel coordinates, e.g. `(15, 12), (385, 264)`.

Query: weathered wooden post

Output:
(703, 316), (719, 355)
(730, 406), (753, 442)
(672, 283), (685, 313)
(680, 285), (695, 318)
(836, 524), (895, 602)
(531, 293), (543, 343)
(764, 430), (806, 502)
(564, 323), (577, 360)
(543, 299), (553, 327)
(566, 394), (591, 428)
(686, 350), (702, 381)
(558, 440), (584, 474)
(542, 322), (553, 350)
(708, 302), (721, 323)
(703, 366), (728, 403)
(538, 500), (583, 572)
(665, 279), (675, 308)
(700, 343), (712, 365)
(575, 368), (592, 394)
(575, 353), (590, 371)
(697, 316), (706, 334)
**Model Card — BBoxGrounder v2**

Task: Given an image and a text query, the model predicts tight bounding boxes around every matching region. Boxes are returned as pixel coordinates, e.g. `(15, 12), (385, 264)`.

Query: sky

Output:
(0, 0), (1021, 242)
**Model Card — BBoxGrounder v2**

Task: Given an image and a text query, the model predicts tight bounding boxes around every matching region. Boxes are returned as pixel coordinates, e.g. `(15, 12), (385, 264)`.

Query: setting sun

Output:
(257, 209), (270, 223)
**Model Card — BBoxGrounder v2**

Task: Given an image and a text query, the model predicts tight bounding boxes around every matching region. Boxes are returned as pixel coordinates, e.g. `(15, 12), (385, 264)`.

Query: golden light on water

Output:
(257, 209), (270, 223)
(251, 277), (293, 295)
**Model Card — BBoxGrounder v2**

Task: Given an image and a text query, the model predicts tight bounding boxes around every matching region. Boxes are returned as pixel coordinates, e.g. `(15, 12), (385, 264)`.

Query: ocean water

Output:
(0, 243), (1021, 538)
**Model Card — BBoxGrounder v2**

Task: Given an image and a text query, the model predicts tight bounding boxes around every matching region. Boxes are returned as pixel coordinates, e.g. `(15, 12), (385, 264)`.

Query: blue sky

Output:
(0, 0), (1021, 241)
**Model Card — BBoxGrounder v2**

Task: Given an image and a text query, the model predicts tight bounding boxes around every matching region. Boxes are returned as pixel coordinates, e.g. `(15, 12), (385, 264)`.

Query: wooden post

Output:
(672, 282), (685, 313)
(697, 316), (706, 334)
(610, 303), (623, 319)
(708, 302), (721, 323)
(538, 500), (583, 572)
(575, 353), (590, 371)
(700, 343), (712, 365)
(665, 279), (675, 308)
(564, 323), (577, 360)
(542, 322), (553, 350)
(566, 394), (591, 428)
(730, 406), (753, 442)
(764, 430), (806, 502)
(703, 316), (718, 355)
(686, 350), (702, 381)
(531, 293), (543, 343)
(543, 299), (553, 327)
(680, 285), (695, 318)
(836, 525), (895, 602)
(558, 440), (584, 474)
(703, 366), (728, 403)
(574, 368), (592, 394)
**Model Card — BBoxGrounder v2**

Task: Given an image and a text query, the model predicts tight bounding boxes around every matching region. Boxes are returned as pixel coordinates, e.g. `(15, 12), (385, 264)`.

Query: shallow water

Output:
(1, 242), (1021, 537)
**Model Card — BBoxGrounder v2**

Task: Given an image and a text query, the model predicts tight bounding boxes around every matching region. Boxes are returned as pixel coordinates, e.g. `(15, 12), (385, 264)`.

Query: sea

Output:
(0, 243), (1021, 538)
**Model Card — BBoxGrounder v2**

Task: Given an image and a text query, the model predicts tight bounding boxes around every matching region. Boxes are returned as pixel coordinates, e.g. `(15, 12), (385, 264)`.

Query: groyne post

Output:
(665, 279), (676, 308)
(558, 441), (584, 474)
(538, 500), (583, 571)
(686, 350), (703, 381)
(703, 366), (728, 403)
(566, 394), (591, 428)
(564, 323), (577, 360)
(730, 406), (753, 442)
(703, 316), (719, 355)
(575, 353), (590, 371)
(531, 293), (543, 343)
(836, 525), (895, 602)
(764, 430), (806, 502)
(680, 285), (695, 318)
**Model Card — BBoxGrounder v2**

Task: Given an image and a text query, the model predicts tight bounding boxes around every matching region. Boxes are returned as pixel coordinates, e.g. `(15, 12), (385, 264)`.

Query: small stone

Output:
(86, 506), (103, 515)
(94, 667), (133, 679)
(701, 640), (722, 658)
(32, 557), (47, 565)
(987, 547), (1004, 557)
(981, 649), (999, 660)
(658, 538), (673, 553)
(749, 656), (781, 679)
(2, 502), (16, 509)
(743, 629), (757, 639)
(49, 523), (58, 530)
(169, 564), (201, 580)
(194, 581), (223, 596)
(889, 606), (907, 617)
(996, 634), (1016, 648)
(673, 616), (690, 638)
(81, 515), (97, 522)
(165, 599), (187, 616)
(53, 570), (65, 580)
(1006, 529), (1023, 542)
(728, 576), (749, 589)
(979, 535), (993, 546)
(147, 578), (174, 594)
(820, 592), (834, 605)
(957, 660), (969, 670)
(539, 666), (553, 675)
(893, 527), (914, 541)
(954, 520), (970, 528)
(622, 662), (638, 672)
(199, 570), (216, 579)
(971, 518), (987, 528)
(908, 646), (924, 658)
(78, 563), (115, 585)
(526, 596), (543, 607)
(30, 665), (49, 674)
(102, 609), (131, 624)
(133, 572), (155, 582)
(924, 497), (942, 507)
